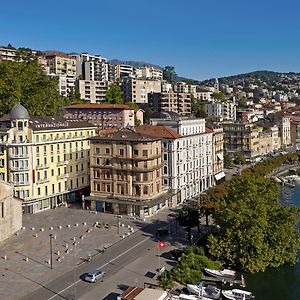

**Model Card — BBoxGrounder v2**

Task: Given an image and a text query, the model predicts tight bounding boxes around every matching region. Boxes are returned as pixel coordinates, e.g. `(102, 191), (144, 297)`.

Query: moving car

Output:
(83, 270), (105, 283)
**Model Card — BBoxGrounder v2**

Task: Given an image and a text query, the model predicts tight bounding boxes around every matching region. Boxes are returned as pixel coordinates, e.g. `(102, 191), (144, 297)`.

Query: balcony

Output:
(75, 157), (85, 162)
(76, 170), (87, 176)
(36, 164), (49, 170)
(57, 160), (69, 166)
(10, 166), (30, 172)
(57, 174), (70, 180)
(36, 178), (50, 184)
(13, 181), (30, 186)
(10, 153), (29, 159)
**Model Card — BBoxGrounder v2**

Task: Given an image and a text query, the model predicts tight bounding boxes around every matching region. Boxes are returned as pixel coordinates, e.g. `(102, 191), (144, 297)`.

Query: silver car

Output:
(84, 271), (105, 283)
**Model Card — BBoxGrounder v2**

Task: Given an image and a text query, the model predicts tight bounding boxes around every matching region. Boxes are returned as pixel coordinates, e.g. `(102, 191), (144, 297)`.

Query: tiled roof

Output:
(205, 127), (214, 133)
(65, 104), (134, 110)
(90, 127), (160, 142)
(135, 125), (181, 139)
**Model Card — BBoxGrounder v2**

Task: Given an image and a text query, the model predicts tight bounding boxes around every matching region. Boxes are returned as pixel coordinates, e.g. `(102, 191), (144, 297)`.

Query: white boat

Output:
(187, 283), (221, 299)
(178, 294), (212, 300)
(204, 268), (236, 278)
(222, 289), (254, 300)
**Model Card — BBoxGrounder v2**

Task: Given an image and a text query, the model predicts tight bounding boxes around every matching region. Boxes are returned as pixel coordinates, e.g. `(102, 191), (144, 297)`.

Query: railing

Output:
(10, 166), (30, 171)
(57, 160), (69, 166)
(36, 178), (50, 184)
(10, 153), (29, 159)
(13, 181), (30, 186)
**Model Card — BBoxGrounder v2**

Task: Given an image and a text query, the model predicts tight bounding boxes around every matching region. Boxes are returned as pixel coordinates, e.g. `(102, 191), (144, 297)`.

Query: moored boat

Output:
(204, 268), (236, 278)
(222, 288), (254, 300)
(187, 283), (221, 299)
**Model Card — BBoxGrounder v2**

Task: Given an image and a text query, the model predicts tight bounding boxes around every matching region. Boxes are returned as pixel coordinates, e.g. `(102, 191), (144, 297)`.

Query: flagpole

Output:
(158, 241), (160, 271)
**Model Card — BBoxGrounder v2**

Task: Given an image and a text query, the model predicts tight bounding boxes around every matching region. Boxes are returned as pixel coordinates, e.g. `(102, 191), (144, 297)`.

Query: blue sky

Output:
(1, 0), (300, 80)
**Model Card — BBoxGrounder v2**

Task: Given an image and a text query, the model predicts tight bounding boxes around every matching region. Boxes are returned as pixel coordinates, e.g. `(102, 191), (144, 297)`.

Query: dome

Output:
(10, 104), (30, 120)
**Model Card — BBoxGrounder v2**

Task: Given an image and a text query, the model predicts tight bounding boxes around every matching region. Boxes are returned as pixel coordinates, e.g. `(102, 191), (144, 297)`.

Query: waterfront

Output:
(244, 182), (300, 300)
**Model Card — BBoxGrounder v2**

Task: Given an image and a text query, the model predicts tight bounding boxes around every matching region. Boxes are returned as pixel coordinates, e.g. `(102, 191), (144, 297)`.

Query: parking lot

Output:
(0, 207), (138, 300)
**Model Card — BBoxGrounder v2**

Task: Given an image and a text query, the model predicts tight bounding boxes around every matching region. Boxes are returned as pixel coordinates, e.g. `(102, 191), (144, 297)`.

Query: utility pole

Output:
(49, 234), (53, 269)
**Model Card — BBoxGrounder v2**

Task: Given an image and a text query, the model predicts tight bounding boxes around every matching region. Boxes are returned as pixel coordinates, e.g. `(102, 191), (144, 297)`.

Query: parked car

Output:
(83, 270), (105, 283)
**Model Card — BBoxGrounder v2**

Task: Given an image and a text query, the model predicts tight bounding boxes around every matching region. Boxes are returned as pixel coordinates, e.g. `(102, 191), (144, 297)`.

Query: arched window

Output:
(17, 121), (23, 130)
(143, 186), (148, 195)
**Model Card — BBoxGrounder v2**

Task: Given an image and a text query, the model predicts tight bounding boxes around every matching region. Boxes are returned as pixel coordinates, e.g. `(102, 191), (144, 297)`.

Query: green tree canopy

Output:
(212, 92), (225, 101)
(0, 61), (66, 116)
(163, 66), (177, 83)
(105, 83), (123, 104)
(191, 97), (207, 118)
(176, 206), (200, 241)
(207, 176), (300, 273)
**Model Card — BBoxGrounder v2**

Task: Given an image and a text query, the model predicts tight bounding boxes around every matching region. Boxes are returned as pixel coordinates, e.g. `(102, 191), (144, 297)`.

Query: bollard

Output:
(49, 227), (53, 230)
(65, 243), (68, 249)
(15, 232), (19, 236)
(72, 237), (76, 241)
(3, 255), (7, 260)
(31, 227), (35, 231)
(34, 233), (38, 238)
(75, 223), (79, 227)
(57, 251), (60, 256)
(25, 257), (29, 262)
(83, 222), (87, 226)
(21, 227), (26, 230)
(67, 224), (71, 228)
(40, 228), (44, 232)
(58, 226), (62, 229)
(53, 235), (56, 239)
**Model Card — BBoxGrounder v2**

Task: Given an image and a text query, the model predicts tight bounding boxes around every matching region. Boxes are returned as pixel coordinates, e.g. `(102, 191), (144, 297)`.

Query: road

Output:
(21, 212), (182, 300)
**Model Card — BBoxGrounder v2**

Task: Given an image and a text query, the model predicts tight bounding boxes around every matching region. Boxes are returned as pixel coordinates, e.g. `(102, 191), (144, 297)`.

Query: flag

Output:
(158, 241), (166, 248)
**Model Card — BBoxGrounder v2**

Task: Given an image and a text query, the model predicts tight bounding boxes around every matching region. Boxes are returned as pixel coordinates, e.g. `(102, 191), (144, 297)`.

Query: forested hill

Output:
(201, 70), (300, 85)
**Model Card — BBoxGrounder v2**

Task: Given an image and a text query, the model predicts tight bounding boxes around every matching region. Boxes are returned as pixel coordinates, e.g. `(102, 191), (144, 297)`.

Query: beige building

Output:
(78, 80), (109, 103)
(0, 181), (22, 242)
(44, 52), (76, 76)
(149, 92), (192, 115)
(87, 128), (172, 218)
(222, 122), (281, 162)
(122, 78), (161, 104)
(0, 104), (96, 213)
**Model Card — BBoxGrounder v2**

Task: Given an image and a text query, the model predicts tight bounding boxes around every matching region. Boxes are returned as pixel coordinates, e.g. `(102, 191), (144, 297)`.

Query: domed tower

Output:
(10, 103), (30, 129)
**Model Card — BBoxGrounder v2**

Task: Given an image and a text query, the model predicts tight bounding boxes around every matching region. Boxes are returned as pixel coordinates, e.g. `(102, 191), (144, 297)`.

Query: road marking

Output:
(47, 236), (150, 300)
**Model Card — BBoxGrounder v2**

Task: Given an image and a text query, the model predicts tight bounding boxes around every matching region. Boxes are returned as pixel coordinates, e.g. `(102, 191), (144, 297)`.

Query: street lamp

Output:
(73, 242), (77, 300)
(49, 234), (54, 269)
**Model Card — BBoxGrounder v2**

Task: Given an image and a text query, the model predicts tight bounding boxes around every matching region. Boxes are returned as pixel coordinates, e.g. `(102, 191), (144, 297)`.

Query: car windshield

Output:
(86, 274), (94, 277)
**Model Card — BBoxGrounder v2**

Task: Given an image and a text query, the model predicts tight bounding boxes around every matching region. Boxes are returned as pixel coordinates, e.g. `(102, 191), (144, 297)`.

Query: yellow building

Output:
(0, 104), (96, 213)
(44, 52), (76, 76)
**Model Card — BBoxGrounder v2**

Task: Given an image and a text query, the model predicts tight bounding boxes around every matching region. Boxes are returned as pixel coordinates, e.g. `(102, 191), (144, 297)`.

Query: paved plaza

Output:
(0, 207), (140, 300)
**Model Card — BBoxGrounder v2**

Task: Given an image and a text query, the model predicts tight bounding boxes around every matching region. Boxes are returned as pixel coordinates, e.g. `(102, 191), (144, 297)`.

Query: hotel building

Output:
(0, 104), (96, 213)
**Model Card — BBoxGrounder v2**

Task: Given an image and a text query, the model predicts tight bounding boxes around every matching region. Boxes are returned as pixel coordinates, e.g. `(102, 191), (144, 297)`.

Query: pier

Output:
(201, 273), (245, 287)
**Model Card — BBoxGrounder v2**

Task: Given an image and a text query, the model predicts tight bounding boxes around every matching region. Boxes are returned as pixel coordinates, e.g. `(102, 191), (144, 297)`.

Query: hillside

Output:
(108, 59), (163, 70)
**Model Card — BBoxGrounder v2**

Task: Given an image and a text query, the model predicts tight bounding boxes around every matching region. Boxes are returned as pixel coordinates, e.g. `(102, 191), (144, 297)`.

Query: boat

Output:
(178, 294), (212, 300)
(187, 283), (221, 299)
(204, 268), (236, 278)
(222, 289), (254, 300)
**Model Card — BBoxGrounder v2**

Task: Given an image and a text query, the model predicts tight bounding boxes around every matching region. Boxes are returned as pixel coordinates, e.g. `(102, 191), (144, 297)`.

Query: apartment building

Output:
(149, 115), (214, 202)
(149, 92), (192, 115)
(205, 100), (236, 121)
(173, 81), (197, 96)
(135, 67), (163, 80)
(0, 47), (18, 62)
(122, 78), (161, 104)
(57, 74), (76, 97)
(0, 104), (96, 213)
(87, 128), (172, 217)
(0, 181), (22, 242)
(74, 53), (108, 81)
(222, 122), (281, 162)
(44, 52), (76, 76)
(78, 80), (109, 103)
(114, 64), (134, 80)
(207, 124), (225, 183)
(195, 87), (212, 101)
(64, 103), (143, 128)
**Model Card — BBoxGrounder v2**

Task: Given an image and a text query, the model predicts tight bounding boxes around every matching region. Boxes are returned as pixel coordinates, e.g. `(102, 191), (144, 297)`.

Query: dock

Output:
(201, 273), (245, 287)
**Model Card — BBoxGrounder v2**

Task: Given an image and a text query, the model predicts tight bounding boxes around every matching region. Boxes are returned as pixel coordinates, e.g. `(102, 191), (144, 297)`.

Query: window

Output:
(143, 150), (147, 157)
(119, 149), (124, 156)
(106, 148), (110, 154)
(134, 150), (138, 156)
(38, 187), (41, 195)
(1, 202), (4, 218)
(95, 148), (100, 154)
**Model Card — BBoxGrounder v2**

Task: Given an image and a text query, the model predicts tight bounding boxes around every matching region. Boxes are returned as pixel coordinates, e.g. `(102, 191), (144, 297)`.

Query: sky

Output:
(1, 0), (300, 80)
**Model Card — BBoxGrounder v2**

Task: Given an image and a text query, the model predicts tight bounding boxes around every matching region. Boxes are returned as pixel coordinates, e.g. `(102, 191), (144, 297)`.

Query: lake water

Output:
(244, 183), (300, 300)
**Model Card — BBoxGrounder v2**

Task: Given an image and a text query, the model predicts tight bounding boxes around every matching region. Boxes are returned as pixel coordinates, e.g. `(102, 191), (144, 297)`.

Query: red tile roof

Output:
(136, 125), (181, 139)
(65, 104), (134, 110)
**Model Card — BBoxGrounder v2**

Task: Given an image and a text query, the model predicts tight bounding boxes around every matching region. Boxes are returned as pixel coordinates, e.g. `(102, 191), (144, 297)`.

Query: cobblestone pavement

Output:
(0, 207), (140, 300)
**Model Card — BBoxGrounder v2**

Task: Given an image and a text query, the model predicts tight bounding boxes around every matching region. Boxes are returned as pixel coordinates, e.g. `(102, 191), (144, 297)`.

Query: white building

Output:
(146, 114), (214, 203)
(135, 66), (163, 80)
(57, 74), (76, 97)
(74, 53), (108, 81)
(174, 82), (197, 96)
(205, 100), (236, 121)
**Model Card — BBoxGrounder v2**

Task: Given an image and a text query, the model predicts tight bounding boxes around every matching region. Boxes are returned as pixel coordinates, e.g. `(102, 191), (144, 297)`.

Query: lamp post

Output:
(73, 242), (77, 300)
(49, 234), (54, 269)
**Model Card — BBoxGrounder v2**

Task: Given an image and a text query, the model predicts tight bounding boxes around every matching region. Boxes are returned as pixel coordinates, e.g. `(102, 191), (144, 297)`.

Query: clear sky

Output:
(1, 0), (300, 80)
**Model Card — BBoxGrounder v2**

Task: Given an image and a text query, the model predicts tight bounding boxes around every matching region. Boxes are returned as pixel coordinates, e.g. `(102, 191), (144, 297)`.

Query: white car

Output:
(84, 271), (105, 283)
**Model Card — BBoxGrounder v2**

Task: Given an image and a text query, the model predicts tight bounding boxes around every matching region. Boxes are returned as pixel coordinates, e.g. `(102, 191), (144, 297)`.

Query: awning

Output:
(215, 171), (225, 181)
(217, 153), (224, 160)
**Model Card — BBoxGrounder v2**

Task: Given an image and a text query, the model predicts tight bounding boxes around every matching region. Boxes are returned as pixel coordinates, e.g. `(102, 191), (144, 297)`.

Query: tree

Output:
(67, 79), (84, 104)
(157, 270), (174, 290)
(233, 151), (246, 165)
(0, 60), (66, 116)
(207, 176), (300, 273)
(212, 92), (225, 101)
(105, 83), (123, 104)
(191, 97), (207, 118)
(144, 107), (154, 124)
(176, 206), (200, 241)
(163, 66), (177, 83)
(223, 152), (233, 169)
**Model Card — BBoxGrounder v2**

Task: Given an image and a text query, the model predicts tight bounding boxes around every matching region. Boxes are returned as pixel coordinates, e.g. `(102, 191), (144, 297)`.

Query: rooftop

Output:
(135, 125), (181, 139)
(65, 103), (134, 110)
